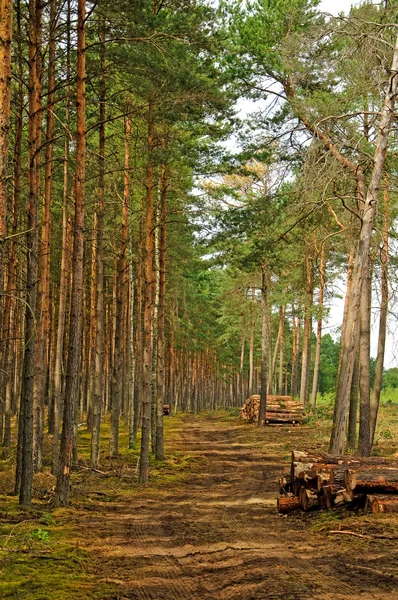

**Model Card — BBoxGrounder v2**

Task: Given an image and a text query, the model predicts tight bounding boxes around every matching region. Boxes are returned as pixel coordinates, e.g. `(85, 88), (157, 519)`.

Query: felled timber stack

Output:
(240, 395), (305, 425)
(278, 449), (398, 514)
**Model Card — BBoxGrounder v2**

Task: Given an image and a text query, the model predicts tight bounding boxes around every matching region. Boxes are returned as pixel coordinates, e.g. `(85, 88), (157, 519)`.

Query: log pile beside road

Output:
(240, 395), (305, 424)
(278, 449), (398, 514)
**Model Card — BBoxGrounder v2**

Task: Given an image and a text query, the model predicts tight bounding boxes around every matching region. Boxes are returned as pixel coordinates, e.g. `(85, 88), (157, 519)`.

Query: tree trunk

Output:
(347, 341), (360, 450)
(310, 243), (325, 409)
(138, 100), (155, 485)
(329, 36), (398, 455)
(271, 308), (283, 392)
(239, 301), (246, 403)
(133, 224), (144, 441)
(155, 160), (167, 460)
(90, 18), (106, 468)
(370, 181), (389, 446)
(110, 94), (130, 460)
(33, 0), (56, 472)
(52, 0), (71, 475)
(15, 0), (42, 505)
(358, 270), (372, 456)
(0, 0), (12, 292)
(290, 306), (299, 397)
(278, 306), (285, 395)
(3, 0), (21, 454)
(54, 0), (86, 506)
(128, 266), (135, 448)
(258, 269), (267, 426)
(248, 286), (255, 396)
(300, 252), (313, 406)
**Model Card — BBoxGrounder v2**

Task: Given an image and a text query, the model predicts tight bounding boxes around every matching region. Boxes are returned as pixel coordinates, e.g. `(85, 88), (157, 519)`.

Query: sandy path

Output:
(81, 417), (398, 600)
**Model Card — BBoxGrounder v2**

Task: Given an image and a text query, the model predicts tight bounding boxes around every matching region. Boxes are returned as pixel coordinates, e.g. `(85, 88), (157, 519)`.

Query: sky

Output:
(319, 0), (360, 14)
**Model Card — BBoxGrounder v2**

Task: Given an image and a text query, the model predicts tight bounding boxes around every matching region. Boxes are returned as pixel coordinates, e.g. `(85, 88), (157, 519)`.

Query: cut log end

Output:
(277, 496), (300, 514)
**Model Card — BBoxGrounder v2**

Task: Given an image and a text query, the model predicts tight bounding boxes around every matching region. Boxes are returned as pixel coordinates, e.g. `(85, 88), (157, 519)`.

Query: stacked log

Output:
(240, 395), (305, 424)
(277, 450), (398, 514)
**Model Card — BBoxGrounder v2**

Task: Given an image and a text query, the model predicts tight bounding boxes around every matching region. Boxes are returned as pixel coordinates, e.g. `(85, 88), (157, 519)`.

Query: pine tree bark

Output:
(258, 269), (267, 426)
(52, 0), (71, 475)
(90, 18), (106, 468)
(290, 306), (299, 397)
(370, 182), (389, 446)
(133, 225), (144, 441)
(3, 0), (21, 454)
(248, 286), (255, 396)
(155, 160), (167, 460)
(0, 0), (12, 291)
(310, 243), (325, 409)
(358, 270), (372, 456)
(271, 309), (282, 392)
(54, 0), (86, 506)
(16, 0), (42, 505)
(138, 100), (155, 484)
(347, 341), (359, 450)
(300, 251), (313, 406)
(33, 0), (56, 472)
(278, 306), (285, 396)
(110, 111), (130, 458)
(239, 299), (247, 403)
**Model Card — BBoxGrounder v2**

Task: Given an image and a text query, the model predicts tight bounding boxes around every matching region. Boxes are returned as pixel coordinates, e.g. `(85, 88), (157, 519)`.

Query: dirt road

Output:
(81, 416), (398, 599)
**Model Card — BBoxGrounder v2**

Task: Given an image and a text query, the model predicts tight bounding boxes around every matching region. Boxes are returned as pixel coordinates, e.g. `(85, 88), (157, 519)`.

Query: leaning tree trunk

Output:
(54, 0), (86, 506)
(370, 181), (389, 446)
(329, 35), (398, 455)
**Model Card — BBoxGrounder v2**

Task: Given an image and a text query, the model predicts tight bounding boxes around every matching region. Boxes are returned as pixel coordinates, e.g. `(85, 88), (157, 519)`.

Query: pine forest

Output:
(1, 0), (398, 598)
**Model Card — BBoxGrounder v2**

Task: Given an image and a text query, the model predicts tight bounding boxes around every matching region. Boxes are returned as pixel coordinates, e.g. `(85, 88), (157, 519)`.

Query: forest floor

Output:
(2, 409), (398, 599)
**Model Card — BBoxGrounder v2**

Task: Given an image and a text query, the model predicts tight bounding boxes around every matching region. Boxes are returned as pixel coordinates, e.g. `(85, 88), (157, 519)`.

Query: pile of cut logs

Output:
(240, 395), (305, 425)
(278, 450), (398, 514)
